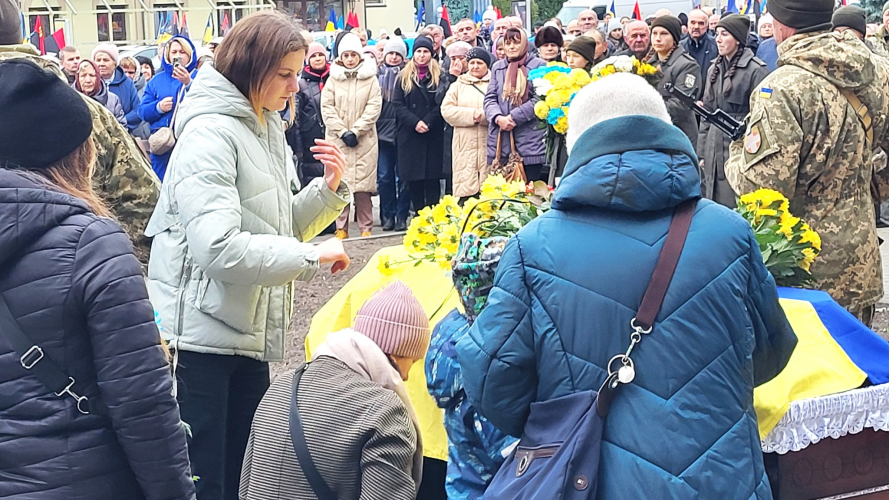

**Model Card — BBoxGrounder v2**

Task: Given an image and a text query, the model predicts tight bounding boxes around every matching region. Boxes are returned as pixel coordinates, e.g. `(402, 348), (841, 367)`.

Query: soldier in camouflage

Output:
(866, 1), (889, 57)
(0, 0), (159, 266)
(725, 0), (889, 325)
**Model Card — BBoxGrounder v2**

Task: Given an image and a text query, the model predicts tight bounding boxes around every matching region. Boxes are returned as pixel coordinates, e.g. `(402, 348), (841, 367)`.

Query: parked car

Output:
(119, 45), (161, 71)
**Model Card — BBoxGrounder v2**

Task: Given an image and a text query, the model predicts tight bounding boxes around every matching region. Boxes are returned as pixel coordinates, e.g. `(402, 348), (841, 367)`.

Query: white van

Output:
(556, 0), (696, 25)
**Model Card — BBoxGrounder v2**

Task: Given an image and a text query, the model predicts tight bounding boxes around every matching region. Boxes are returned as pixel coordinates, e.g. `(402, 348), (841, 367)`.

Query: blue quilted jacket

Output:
(456, 115), (796, 500)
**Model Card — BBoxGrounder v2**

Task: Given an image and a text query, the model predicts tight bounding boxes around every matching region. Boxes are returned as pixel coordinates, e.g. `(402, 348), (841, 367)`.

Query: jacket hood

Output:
(160, 36), (198, 74)
(779, 31), (874, 90)
(552, 115), (701, 212)
(329, 57), (378, 81)
(458, 71), (491, 85)
(175, 62), (273, 137)
(110, 66), (129, 85)
(0, 168), (89, 266)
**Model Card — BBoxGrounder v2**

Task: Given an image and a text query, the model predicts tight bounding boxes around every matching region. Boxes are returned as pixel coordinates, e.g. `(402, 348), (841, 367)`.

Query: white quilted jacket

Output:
(146, 64), (350, 362)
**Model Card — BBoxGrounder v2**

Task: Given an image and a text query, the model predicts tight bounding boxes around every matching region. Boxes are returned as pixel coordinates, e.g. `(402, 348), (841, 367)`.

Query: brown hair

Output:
(23, 138), (111, 218)
(214, 10), (308, 123)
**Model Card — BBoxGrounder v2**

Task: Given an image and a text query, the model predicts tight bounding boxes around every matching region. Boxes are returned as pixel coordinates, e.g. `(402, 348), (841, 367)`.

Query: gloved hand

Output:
(341, 131), (358, 148)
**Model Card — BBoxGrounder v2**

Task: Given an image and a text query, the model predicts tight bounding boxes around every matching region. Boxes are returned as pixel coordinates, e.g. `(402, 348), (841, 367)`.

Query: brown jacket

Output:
(441, 72), (491, 198)
(321, 58), (382, 193)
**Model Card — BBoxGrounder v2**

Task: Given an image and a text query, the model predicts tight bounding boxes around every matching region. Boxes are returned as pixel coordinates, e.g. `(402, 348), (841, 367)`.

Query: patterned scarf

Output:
(502, 28), (530, 107)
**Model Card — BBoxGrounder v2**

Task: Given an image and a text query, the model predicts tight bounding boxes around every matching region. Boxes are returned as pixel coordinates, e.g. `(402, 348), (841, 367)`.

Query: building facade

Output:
(18, 0), (413, 53)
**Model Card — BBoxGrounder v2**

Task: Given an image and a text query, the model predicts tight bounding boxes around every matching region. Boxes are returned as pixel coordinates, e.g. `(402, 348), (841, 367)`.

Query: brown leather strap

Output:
(494, 130), (504, 158)
(839, 87), (873, 145)
(635, 199), (697, 330)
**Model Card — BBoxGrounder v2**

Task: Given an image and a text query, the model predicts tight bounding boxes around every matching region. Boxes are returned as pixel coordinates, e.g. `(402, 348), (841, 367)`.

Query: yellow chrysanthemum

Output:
(777, 213), (800, 240)
(553, 73), (573, 90)
(554, 116), (569, 134)
(534, 101), (550, 120)
(570, 68), (591, 87)
(800, 248), (816, 272)
(378, 257), (395, 276)
(799, 228), (822, 252)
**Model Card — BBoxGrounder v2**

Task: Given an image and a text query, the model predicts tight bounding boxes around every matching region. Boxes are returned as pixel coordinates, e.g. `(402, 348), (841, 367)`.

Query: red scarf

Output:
(502, 28), (530, 106)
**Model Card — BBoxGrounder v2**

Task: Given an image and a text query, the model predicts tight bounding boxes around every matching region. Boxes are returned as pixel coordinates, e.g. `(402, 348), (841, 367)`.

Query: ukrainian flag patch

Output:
(759, 87), (773, 99)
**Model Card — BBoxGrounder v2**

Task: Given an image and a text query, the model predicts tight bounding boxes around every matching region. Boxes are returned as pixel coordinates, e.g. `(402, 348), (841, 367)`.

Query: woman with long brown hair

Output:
(0, 58), (194, 500)
(393, 35), (447, 211)
(145, 10), (352, 500)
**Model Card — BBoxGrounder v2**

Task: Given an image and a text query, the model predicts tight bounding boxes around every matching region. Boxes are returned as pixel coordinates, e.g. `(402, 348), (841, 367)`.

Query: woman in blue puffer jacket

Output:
(0, 58), (194, 500)
(139, 35), (197, 180)
(457, 74), (797, 500)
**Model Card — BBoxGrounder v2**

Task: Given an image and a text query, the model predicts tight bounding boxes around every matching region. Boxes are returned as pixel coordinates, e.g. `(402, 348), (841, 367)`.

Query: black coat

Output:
(0, 169), (194, 500)
(291, 66), (329, 185)
(649, 46), (702, 148)
(681, 33), (719, 78)
(393, 73), (447, 182)
(377, 63), (402, 144)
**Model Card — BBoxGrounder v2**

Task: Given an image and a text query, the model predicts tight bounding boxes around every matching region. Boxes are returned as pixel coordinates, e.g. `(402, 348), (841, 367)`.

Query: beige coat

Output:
(441, 72), (490, 198)
(321, 57), (382, 193)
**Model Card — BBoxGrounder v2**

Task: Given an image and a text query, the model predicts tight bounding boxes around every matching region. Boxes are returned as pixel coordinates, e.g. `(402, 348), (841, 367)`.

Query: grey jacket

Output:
(484, 56), (547, 166)
(239, 358), (419, 500)
(146, 64), (350, 362)
(649, 45), (702, 148)
(697, 49), (769, 207)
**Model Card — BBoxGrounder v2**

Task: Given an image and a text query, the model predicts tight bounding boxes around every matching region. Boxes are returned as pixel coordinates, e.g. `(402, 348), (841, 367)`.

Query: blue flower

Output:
(546, 107), (565, 125)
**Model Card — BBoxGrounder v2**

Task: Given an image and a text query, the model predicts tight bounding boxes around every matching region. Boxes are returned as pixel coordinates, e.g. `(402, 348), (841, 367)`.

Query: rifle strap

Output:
(838, 87), (874, 145)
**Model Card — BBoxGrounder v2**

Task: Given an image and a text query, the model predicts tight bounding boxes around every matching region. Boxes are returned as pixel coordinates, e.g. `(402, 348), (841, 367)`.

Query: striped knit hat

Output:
(353, 281), (431, 359)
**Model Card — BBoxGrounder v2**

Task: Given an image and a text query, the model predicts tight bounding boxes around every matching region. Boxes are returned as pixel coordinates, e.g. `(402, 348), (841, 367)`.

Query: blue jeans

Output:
(377, 142), (410, 222)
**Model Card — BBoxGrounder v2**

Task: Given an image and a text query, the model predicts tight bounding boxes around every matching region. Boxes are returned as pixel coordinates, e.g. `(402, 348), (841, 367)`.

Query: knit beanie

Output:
(466, 46), (492, 67)
(768, 0), (834, 30)
(535, 26), (564, 48)
(446, 40), (472, 59)
(306, 41), (327, 61)
(383, 37), (407, 60)
(352, 281), (431, 359)
(717, 14), (750, 45)
(412, 35), (435, 56)
(0, 0), (21, 45)
(483, 9), (497, 22)
(363, 45), (380, 64)
(92, 43), (120, 65)
(650, 15), (682, 44)
(832, 5), (867, 36)
(608, 19), (623, 33)
(337, 33), (363, 57)
(883, 0), (889, 15)
(0, 59), (92, 170)
(566, 73), (670, 153)
(566, 35), (597, 65)
(760, 14), (773, 26)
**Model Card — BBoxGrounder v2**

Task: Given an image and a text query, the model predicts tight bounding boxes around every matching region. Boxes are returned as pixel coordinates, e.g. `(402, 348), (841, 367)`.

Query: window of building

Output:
(97, 6), (128, 41)
(29, 13), (52, 34)
(365, 0), (384, 7)
(216, 3), (244, 35)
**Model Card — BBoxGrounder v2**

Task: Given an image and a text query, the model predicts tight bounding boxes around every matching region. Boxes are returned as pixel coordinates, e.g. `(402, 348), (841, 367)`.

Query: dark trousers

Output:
(409, 179), (442, 212)
(377, 142), (410, 222)
(176, 351), (270, 500)
(523, 163), (544, 183)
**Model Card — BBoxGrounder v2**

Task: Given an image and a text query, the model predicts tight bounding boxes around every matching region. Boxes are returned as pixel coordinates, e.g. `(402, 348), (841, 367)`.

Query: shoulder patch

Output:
(759, 87), (773, 99)
(685, 74), (696, 88)
(741, 112), (780, 169)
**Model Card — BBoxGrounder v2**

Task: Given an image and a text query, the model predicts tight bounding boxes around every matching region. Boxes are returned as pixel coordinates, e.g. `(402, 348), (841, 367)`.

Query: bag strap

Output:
(0, 293), (107, 416)
(838, 87), (874, 145)
(168, 84), (187, 131)
(598, 198), (697, 416)
(508, 131), (519, 159)
(290, 365), (340, 500)
(494, 130), (504, 159)
(635, 198), (697, 330)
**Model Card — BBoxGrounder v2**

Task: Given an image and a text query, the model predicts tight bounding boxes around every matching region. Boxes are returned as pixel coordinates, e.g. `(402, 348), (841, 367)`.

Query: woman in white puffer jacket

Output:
(145, 11), (352, 500)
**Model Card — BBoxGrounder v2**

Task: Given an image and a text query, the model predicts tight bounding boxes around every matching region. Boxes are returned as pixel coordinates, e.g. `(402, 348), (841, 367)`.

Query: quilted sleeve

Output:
(455, 237), (537, 437)
(743, 229), (798, 387)
(72, 218), (195, 500)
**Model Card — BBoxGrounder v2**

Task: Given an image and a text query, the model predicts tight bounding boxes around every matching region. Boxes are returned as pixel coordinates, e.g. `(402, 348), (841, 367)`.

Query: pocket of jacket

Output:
(194, 276), (265, 335)
(512, 444), (559, 477)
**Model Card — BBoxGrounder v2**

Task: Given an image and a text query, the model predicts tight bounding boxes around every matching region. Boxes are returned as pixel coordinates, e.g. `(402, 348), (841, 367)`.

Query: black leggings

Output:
(409, 179), (442, 212)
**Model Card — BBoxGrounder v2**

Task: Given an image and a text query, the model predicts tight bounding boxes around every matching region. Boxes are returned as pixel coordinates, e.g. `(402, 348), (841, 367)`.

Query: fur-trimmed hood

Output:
(329, 57), (378, 81)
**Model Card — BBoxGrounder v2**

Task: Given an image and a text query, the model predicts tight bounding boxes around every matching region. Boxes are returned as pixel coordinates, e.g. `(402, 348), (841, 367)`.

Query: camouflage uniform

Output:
(866, 25), (889, 57)
(0, 44), (159, 265)
(726, 31), (889, 320)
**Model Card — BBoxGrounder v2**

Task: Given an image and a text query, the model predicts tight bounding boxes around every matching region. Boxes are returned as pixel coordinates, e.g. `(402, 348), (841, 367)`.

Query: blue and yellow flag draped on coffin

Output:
(306, 247), (889, 458)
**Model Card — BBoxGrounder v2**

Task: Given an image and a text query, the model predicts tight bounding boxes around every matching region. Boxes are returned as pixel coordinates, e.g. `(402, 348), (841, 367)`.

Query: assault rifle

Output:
(665, 83), (746, 141)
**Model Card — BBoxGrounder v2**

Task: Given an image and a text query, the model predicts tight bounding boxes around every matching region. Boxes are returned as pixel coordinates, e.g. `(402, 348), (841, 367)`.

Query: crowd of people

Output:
(2, 0), (889, 498)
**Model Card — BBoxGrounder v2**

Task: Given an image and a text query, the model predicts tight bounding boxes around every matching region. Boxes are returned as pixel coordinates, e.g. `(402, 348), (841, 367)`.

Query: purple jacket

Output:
(484, 57), (546, 166)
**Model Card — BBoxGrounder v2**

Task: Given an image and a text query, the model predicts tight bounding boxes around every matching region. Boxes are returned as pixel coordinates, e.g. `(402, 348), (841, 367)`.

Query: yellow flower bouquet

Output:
(736, 189), (822, 287)
(379, 176), (553, 274)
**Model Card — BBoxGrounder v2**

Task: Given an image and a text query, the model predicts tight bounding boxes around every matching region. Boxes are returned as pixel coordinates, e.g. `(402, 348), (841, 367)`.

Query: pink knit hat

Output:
(92, 43), (120, 65)
(306, 42), (327, 61)
(353, 281), (431, 360)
